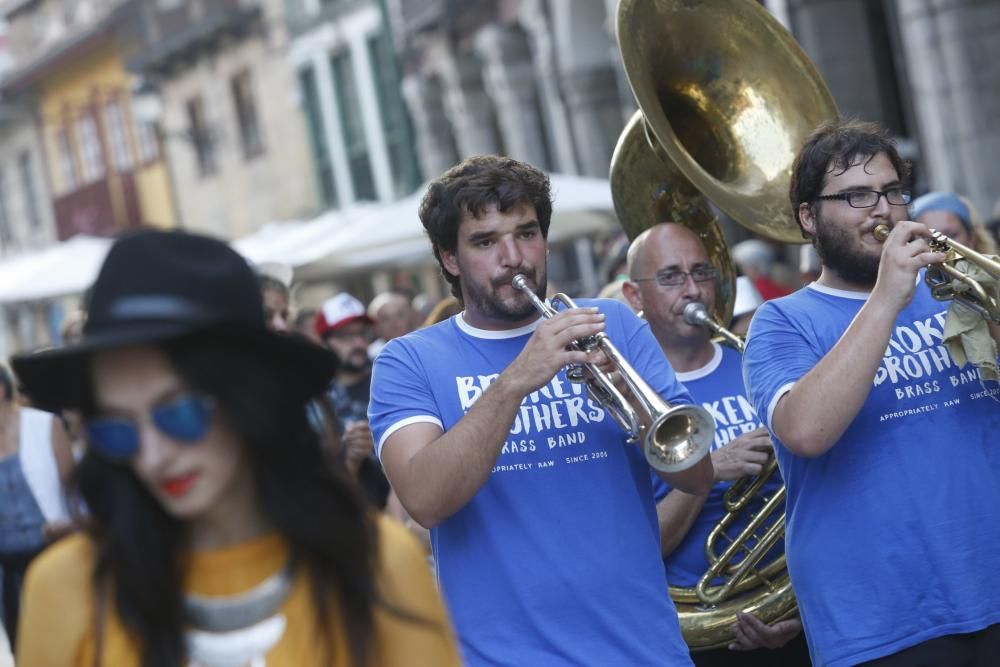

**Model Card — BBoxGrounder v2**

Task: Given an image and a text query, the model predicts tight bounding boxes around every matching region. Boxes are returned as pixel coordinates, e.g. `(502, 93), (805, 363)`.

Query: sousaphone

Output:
(610, 0), (839, 650)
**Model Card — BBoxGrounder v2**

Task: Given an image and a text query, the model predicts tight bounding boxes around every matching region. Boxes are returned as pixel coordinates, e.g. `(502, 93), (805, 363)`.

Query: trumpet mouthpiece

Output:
(512, 274), (529, 290)
(873, 224), (891, 242)
(683, 302), (710, 326)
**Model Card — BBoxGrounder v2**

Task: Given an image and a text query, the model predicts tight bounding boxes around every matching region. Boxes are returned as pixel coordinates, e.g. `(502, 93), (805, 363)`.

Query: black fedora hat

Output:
(12, 228), (337, 412)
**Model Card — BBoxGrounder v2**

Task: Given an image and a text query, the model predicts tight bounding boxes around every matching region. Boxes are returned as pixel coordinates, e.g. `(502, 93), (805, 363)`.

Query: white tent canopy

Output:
(0, 174), (617, 304)
(0, 235), (112, 304)
(234, 173), (618, 280)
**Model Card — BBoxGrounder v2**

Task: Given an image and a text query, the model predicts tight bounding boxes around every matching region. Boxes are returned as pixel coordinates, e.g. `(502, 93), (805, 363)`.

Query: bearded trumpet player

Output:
(623, 223), (810, 666)
(743, 119), (1000, 666)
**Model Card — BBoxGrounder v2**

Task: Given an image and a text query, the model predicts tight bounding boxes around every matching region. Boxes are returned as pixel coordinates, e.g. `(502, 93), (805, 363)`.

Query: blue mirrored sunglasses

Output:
(85, 394), (216, 462)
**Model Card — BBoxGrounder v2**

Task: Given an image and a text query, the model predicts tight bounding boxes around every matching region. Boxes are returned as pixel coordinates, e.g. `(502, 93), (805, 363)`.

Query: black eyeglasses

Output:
(632, 266), (718, 287)
(815, 188), (911, 208)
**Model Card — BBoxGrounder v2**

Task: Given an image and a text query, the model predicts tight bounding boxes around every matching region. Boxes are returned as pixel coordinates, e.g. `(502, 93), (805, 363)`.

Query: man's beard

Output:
(463, 270), (547, 322)
(339, 350), (370, 374)
(814, 217), (880, 286)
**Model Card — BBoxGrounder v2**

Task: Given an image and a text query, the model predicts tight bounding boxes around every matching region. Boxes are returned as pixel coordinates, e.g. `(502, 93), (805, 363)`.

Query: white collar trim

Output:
(455, 311), (541, 339)
(675, 342), (723, 382)
(807, 282), (870, 300)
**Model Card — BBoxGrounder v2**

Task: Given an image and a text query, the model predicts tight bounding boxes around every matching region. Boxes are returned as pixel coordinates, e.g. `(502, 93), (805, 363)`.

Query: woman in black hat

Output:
(11, 229), (459, 667)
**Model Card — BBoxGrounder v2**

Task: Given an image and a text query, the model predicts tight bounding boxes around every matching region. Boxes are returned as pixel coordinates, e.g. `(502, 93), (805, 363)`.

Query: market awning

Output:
(0, 174), (617, 304)
(233, 173), (618, 280)
(0, 235), (112, 304)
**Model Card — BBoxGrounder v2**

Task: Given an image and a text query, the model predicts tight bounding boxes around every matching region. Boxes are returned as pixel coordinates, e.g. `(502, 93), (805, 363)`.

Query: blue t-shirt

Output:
(370, 299), (695, 667)
(652, 343), (783, 587)
(742, 281), (1000, 667)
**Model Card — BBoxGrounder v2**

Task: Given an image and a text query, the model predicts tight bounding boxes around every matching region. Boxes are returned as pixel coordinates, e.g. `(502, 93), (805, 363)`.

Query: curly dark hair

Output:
(790, 118), (911, 241)
(418, 155), (552, 301)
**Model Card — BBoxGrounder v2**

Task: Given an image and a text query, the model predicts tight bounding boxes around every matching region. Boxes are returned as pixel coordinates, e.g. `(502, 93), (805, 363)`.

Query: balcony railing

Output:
(53, 172), (142, 240)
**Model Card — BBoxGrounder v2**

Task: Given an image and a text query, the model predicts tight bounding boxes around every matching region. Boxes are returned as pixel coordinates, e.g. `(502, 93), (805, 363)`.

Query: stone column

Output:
(547, 0), (622, 178)
(475, 23), (551, 170)
(518, 0), (580, 174)
(437, 50), (503, 158)
(896, 0), (1000, 216)
(786, 0), (898, 126)
(558, 67), (622, 178)
(401, 73), (460, 179)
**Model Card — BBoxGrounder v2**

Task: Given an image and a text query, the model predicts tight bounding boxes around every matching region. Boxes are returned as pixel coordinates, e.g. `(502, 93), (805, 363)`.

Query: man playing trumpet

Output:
(623, 223), (809, 665)
(369, 155), (713, 666)
(743, 119), (1000, 666)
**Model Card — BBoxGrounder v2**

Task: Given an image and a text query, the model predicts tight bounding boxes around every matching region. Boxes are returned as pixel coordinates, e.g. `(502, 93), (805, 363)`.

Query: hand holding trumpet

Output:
(871, 220), (946, 314)
(874, 220), (1000, 322)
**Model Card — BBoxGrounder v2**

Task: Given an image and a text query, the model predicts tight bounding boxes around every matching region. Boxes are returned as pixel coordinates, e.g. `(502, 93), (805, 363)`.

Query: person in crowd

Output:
(596, 276), (632, 306)
(731, 239), (793, 300)
(730, 275), (765, 336)
(369, 155), (714, 666)
(623, 223), (808, 666)
(316, 293), (390, 509)
(61, 309), (88, 345)
(11, 229), (460, 666)
(255, 267), (343, 462)
(798, 244), (822, 285)
(257, 261), (294, 332)
(0, 364), (73, 652)
(60, 309), (90, 456)
(420, 296), (462, 328)
(293, 307), (321, 344)
(367, 288), (420, 359)
(910, 190), (998, 255)
(742, 119), (1000, 666)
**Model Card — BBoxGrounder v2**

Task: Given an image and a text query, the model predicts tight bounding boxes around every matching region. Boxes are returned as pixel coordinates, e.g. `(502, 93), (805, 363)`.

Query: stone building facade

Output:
(392, 0), (1000, 220)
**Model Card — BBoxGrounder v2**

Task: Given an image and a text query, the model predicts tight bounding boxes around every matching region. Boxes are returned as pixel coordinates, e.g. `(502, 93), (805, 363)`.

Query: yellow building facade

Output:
(8, 29), (176, 239)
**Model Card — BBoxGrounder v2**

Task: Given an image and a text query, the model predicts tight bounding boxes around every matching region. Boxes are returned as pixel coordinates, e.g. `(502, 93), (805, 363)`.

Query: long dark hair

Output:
(75, 332), (377, 667)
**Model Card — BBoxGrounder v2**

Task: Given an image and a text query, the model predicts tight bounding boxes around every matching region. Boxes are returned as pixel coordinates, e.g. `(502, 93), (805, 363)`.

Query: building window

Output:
(56, 128), (77, 192)
(231, 70), (265, 159)
(185, 96), (217, 176)
(0, 170), (9, 247)
(368, 31), (421, 197)
(17, 152), (41, 230)
(75, 113), (105, 183)
(299, 66), (337, 208)
(104, 99), (134, 172)
(331, 51), (376, 201)
(136, 120), (160, 164)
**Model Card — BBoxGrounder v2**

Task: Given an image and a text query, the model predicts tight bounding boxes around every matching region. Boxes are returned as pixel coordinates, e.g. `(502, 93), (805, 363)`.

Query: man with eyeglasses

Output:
(742, 119), (1000, 666)
(316, 293), (390, 508)
(622, 223), (809, 666)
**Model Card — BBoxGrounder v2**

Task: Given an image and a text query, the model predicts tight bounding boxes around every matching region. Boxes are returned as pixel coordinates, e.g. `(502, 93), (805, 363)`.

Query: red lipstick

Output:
(161, 473), (199, 497)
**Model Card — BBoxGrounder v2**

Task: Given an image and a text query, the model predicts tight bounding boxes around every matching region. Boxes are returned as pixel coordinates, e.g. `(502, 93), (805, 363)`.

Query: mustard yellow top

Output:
(16, 516), (460, 666)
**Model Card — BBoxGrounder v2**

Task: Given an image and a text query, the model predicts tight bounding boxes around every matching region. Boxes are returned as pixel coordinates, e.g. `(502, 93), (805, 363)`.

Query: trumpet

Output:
(683, 302), (744, 352)
(511, 274), (714, 473)
(873, 223), (1000, 322)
